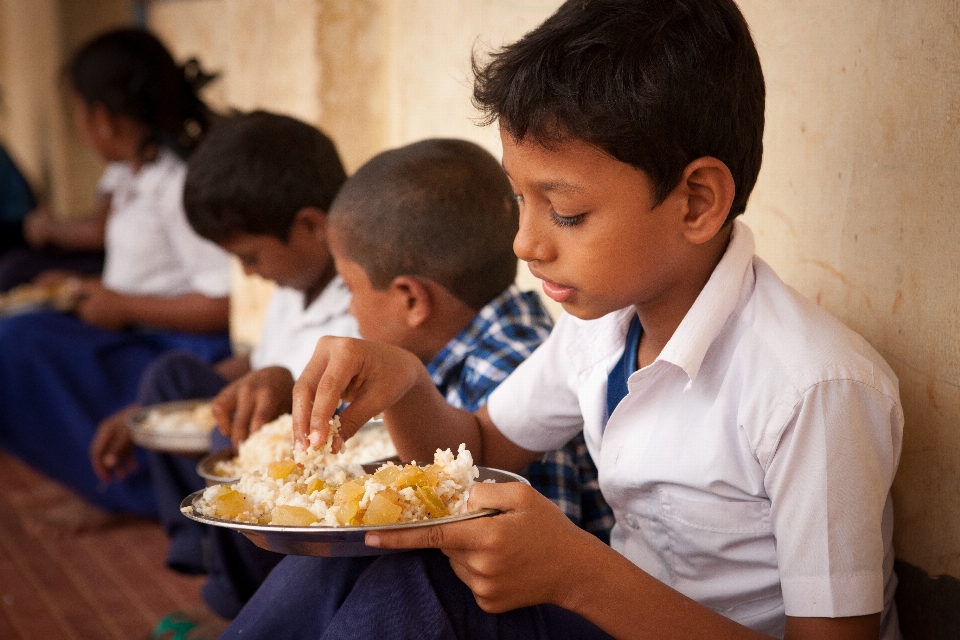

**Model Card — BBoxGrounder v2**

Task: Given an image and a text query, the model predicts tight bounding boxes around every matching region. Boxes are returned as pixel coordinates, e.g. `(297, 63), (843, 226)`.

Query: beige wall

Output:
(0, 0), (129, 215)
(148, 0), (960, 581)
(738, 0), (960, 577)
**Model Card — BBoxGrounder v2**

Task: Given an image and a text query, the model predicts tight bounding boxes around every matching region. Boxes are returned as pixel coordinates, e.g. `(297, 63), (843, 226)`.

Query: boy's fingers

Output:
(230, 385), (257, 444)
(211, 387), (239, 440)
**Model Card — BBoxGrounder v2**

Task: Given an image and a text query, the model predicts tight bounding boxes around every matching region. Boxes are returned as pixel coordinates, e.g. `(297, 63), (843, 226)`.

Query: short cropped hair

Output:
(184, 110), (347, 242)
(473, 0), (765, 220)
(330, 139), (518, 311)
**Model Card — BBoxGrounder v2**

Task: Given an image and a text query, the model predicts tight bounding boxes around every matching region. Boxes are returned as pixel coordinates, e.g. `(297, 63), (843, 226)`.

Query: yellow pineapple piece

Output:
(362, 490), (403, 525)
(394, 465), (425, 489)
(420, 464), (441, 488)
(213, 489), (249, 519)
(334, 478), (367, 526)
(304, 478), (326, 494)
(267, 459), (298, 480)
(270, 504), (318, 526)
(415, 485), (447, 518)
(374, 464), (401, 485)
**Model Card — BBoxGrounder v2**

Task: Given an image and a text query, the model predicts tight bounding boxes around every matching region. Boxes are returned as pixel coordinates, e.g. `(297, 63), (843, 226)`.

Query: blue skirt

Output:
(0, 310), (231, 516)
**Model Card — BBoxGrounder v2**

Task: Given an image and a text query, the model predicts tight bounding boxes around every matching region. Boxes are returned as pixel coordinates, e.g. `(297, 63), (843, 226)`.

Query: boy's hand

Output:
(74, 279), (129, 330)
(292, 336), (423, 451)
(90, 404), (139, 482)
(22, 204), (55, 248)
(211, 366), (294, 446)
(365, 481), (594, 613)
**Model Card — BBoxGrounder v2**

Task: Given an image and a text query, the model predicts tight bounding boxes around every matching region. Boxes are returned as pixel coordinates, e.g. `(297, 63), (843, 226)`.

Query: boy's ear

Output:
(292, 206), (328, 238)
(389, 275), (432, 329)
(677, 157), (736, 245)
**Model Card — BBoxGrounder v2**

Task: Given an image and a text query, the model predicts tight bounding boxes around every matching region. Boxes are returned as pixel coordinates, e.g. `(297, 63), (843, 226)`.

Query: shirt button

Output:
(623, 514), (639, 529)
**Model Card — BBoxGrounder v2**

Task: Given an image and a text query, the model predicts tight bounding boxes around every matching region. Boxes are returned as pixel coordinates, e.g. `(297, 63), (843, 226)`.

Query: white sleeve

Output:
(486, 313), (586, 452)
(96, 162), (128, 195)
(765, 378), (902, 618)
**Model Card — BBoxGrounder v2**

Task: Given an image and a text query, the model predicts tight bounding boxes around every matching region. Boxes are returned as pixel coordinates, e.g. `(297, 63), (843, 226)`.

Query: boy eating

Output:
(89, 111), (360, 629)
(269, 1), (902, 639)
(221, 137), (613, 638)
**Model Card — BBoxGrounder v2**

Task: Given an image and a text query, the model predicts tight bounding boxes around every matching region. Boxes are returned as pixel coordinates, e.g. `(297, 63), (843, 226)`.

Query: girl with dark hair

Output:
(0, 28), (232, 520)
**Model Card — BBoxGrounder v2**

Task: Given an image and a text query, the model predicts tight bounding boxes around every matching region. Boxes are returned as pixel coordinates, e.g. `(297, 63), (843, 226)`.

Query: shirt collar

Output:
(657, 219), (756, 390)
(302, 275), (351, 325)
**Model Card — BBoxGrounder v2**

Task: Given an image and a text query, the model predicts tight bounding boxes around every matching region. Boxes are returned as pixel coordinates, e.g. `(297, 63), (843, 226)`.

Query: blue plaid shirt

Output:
(426, 284), (614, 543)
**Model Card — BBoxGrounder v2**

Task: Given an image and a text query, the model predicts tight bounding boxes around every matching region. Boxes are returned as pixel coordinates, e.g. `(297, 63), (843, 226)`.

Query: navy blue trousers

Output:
(222, 549), (615, 640)
(0, 311), (230, 516)
(139, 351), (283, 619)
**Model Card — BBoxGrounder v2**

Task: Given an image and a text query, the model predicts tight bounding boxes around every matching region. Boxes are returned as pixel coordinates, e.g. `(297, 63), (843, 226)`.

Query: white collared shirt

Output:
(488, 221), (902, 638)
(250, 276), (360, 379)
(100, 148), (232, 298)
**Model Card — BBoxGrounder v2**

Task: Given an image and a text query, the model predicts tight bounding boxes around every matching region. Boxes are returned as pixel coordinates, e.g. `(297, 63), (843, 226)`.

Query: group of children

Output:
(0, 0), (904, 638)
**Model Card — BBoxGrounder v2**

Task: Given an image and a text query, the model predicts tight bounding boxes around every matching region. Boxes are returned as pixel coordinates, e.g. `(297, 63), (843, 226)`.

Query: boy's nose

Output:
(513, 208), (550, 264)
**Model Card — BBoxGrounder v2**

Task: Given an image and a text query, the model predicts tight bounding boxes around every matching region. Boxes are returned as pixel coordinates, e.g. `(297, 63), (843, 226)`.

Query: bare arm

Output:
(74, 280), (229, 333)
(291, 336), (540, 472)
(23, 196), (110, 252)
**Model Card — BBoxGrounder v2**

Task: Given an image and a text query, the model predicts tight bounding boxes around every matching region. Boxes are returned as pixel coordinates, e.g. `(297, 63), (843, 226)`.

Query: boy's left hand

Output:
(74, 279), (129, 330)
(211, 366), (294, 446)
(365, 480), (595, 614)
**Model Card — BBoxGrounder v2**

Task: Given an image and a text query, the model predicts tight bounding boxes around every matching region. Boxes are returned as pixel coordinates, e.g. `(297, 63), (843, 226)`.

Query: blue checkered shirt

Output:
(426, 284), (614, 543)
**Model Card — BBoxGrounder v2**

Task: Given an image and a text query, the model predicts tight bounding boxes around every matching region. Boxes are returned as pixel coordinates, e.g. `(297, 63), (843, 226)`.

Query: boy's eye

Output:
(550, 211), (585, 228)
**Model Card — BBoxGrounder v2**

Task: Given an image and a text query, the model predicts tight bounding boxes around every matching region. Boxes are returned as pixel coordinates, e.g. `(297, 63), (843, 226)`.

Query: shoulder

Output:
(743, 258), (898, 400)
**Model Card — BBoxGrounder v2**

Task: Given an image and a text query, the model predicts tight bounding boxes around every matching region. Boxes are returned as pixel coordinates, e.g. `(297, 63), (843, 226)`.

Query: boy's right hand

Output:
(90, 404), (139, 482)
(292, 336), (424, 451)
(211, 366), (295, 446)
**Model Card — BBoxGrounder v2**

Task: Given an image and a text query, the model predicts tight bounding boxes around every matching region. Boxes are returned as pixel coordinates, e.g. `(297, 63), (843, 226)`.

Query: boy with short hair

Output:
(253, 1), (902, 639)
(89, 110), (360, 626)
(220, 137), (613, 638)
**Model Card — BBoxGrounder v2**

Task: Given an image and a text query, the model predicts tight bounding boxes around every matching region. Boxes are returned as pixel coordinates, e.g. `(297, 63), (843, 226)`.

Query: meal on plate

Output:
(211, 413), (397, 479)
(189, 441), (478, 528)
(0, 280), (81, 315)
(141, 402), (217, 434)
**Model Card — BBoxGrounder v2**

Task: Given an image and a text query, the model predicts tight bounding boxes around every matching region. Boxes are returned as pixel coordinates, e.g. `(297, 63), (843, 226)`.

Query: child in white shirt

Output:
(0, 29), (231, 519)
(90, 111), (359, 634)
(248, 1), (903, 639)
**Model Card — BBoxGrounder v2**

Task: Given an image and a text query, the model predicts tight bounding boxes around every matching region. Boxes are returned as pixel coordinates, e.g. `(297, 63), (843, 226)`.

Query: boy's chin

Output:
(558, 300), (620, 321)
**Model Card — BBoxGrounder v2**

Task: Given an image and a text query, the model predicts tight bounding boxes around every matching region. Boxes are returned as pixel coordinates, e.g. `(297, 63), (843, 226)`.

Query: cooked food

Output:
(212, 413), (397, 479)
(141, 402), (216, 434)
(0, 280), (80, 315)
(189, 444), (477, 527)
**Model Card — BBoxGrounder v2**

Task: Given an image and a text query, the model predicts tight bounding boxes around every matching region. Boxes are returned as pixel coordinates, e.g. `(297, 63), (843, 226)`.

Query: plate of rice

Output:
(0, 280), (82, 317)
(128, 399), (217, 454)
(181, 444), (526, 556)
(196, 414), (398, 484)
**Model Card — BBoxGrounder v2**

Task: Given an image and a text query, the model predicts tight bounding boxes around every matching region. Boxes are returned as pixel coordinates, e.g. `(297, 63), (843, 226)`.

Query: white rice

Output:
(192, 443), (478, 527)
(141, 402), (216, 434)
(213, 413), (397, 479)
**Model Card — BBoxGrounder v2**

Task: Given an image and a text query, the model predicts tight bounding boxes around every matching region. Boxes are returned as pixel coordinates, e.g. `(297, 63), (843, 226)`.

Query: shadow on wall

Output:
(895, 560), (960, 639)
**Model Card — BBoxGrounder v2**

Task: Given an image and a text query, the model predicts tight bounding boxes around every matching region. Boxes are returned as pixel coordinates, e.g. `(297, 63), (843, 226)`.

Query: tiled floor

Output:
(0, 450), (205, 640)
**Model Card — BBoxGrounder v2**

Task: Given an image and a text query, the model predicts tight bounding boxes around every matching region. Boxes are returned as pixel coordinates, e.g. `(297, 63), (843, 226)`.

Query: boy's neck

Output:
(634, 223), (733, 369)
(412, 291), (478, 366)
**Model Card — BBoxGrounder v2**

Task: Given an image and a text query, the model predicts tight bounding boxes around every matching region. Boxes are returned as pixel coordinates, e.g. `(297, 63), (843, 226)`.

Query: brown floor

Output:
(0, 450), (206, 640)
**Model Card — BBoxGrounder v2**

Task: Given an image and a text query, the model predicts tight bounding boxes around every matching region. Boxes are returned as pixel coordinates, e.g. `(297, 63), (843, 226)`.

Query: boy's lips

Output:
(538, 276), (575, 303)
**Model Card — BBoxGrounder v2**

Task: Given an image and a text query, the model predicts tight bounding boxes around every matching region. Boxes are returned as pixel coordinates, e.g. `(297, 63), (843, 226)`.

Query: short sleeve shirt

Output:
(487, 221), (902, 638)
(250, 276), (360, 379)
(101, 148), (231, 297)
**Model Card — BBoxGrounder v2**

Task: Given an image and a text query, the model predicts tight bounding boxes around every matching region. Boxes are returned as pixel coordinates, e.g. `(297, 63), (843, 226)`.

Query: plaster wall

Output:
(0, 0), (129, 215)
(148, 0), (960, 583)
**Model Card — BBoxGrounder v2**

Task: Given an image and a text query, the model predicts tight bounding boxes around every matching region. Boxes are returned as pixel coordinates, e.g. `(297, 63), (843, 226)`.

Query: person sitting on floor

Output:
(219, 137), (613, 640)
(0, 28), (232, 519)
(88, 110), (360, 636)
